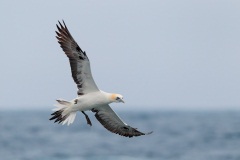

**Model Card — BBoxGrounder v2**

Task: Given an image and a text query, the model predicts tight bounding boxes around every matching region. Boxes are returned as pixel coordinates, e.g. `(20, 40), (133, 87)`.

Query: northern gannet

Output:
(49, 21), (152, 138)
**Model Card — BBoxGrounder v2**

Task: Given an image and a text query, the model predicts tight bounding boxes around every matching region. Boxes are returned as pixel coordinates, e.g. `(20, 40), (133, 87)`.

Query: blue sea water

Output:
(0, 110), (240, 160)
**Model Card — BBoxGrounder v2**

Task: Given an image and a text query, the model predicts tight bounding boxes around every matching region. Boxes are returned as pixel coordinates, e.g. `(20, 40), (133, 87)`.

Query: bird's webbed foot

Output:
(81, 111), (92, 126)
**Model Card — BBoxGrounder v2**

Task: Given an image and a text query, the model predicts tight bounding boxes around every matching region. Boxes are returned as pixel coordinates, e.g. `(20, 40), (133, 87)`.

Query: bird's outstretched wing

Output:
(56, 21), (99, 95)
(92, 105), (153, 138)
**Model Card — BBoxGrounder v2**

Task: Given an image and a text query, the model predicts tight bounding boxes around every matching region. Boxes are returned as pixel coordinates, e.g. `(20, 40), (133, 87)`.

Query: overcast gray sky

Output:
(0, 1), (240, 110)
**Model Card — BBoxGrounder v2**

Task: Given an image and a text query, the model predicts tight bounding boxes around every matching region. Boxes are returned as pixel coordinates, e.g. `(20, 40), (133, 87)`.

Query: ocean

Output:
(0, 110), (240, 160)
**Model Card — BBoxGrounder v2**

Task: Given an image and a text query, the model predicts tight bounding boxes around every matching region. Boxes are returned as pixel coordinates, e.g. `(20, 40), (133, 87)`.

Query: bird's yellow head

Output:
(110, 94), (124, 103)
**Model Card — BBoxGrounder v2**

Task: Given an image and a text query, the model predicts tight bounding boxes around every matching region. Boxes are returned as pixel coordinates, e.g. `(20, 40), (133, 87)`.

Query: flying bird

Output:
(50, 21), (152, 138)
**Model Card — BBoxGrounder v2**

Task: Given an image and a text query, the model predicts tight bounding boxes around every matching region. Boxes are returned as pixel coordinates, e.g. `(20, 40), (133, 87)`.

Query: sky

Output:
(0, 1), (240, 110)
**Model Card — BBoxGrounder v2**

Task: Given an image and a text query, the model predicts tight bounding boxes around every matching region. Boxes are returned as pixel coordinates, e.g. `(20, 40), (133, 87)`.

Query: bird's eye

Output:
(116, 97), (120, 100)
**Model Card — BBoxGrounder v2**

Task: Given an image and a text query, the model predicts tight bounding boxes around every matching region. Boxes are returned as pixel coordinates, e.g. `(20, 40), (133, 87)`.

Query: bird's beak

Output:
(120, 99), (125, 103)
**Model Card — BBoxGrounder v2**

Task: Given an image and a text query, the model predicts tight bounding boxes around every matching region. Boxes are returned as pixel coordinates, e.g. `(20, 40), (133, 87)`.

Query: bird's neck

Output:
(100, 90), (116, 103)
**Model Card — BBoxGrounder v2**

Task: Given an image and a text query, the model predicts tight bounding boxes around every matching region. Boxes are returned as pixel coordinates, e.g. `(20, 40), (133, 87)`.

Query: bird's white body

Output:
(69, 91), (111, 112)
(53, 90), (123, 126)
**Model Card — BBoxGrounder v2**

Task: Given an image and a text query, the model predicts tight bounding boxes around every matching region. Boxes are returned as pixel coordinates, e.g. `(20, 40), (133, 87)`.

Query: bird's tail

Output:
(49, 99), (77, 125)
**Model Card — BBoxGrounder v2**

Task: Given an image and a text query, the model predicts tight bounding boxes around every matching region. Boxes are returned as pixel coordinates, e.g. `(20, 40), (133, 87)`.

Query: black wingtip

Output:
(57, 20), (65, 28)
(62, 20), (66, 27)
(57, 20), (61, 27)
(145, 131), (153, 135)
